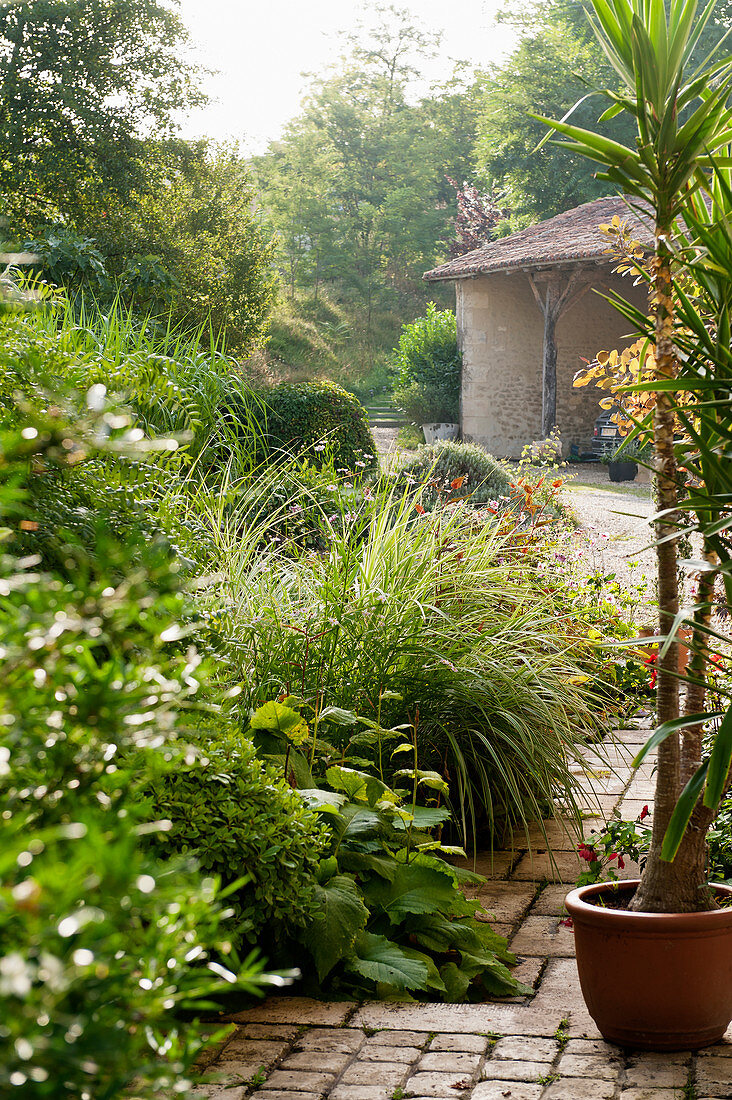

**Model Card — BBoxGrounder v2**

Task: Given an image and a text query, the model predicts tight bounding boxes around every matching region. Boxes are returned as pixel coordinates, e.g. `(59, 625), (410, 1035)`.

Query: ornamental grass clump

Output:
(203, 479), (601, 845)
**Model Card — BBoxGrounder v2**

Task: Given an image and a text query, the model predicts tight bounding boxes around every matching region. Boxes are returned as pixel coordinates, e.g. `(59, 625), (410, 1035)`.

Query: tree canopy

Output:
(474, 1), (635, 224)
(0, 0), (205, 221)
(251, 5), (484, 362)
(475, 0), (732, 226)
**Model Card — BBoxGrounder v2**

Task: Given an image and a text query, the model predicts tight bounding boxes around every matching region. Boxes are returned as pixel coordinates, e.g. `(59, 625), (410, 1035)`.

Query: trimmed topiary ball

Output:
(259, 380), (378, 472)
(394, 439), (511, 509)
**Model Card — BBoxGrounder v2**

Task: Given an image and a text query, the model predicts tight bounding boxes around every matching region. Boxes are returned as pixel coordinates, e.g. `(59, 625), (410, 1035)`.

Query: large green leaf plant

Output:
(249, 699), (528, 1001)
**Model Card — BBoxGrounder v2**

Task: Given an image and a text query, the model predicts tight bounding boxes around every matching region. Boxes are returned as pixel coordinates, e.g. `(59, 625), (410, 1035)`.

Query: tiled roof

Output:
(424, 195), (653, 281)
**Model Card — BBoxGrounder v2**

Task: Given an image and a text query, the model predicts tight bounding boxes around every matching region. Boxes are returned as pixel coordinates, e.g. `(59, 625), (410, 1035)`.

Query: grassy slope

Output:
(259, 285), (454, 403)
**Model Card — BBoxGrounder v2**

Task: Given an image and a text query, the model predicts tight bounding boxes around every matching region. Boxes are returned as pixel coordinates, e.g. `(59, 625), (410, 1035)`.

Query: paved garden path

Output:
(193, 727), (732, 1100)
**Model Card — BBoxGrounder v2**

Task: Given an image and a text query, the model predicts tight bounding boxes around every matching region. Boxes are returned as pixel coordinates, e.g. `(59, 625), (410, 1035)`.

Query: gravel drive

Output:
(564, 470), (656, 590)
(372, 425), (656, 591)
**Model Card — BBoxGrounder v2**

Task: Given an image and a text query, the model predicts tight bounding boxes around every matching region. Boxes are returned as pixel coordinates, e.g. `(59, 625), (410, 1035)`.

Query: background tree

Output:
(252, 6), (484, 378)
(478, 0), (732, 227)
(0, 0), (276, 360)
(475, 2), (636, 224)
(0, 0), (205, 225)
(446, 177), (511, 256)
(92, 144), (278, 354)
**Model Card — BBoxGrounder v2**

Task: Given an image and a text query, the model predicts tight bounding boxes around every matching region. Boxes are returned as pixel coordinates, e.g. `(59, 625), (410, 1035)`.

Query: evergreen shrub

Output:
(254, 380), (377, 472)
(392, 304), (461, 423)
(146, 729), (328, 949)
(0, 453), (271, 1098)
(394, 440), (512, 510)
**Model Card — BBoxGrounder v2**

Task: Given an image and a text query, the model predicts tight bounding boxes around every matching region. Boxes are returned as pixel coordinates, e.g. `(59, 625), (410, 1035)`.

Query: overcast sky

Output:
(176, 0), (518, 152)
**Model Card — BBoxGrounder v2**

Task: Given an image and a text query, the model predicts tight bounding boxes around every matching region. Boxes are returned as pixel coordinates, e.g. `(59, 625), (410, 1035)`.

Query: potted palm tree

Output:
(540, 0), (732, 1049)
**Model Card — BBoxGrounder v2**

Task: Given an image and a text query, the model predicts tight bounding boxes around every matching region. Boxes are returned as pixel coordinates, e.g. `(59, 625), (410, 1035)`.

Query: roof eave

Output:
(423, 254), (614, 282)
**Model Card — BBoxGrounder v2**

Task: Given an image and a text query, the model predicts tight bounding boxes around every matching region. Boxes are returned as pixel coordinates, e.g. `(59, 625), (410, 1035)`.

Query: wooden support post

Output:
(527, 268), (591, 439)
(542, 308), (558, 439)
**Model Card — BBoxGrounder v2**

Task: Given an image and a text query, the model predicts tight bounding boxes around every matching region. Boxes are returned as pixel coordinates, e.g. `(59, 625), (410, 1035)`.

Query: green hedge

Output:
(254, 380), (378, 472)
(145, 729), (328, 949)
(392, 304), (461, 423)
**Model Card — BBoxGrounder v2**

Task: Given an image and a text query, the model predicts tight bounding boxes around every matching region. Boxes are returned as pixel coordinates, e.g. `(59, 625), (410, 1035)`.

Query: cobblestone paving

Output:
(193, 728), (732, 1100)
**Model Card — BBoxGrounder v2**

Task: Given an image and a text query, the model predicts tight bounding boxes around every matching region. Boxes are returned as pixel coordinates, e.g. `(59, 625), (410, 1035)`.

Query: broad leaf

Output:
(299, 788), (347, 814)
(439, 961), (472, 1002)
(338, 849), (398, 882)
(344, 931), (429, 991)
(341, 805), (389, 842)
(250, 701), (309, 745)
(325, 765), (389, 806)
(362, 860), (457, 923)
(301, 874), (368, 981)
(319, 705), (358, 726)
(460, 949), (524, 995)
(392, 805), (450, 829)
(263, 750), (313, 788)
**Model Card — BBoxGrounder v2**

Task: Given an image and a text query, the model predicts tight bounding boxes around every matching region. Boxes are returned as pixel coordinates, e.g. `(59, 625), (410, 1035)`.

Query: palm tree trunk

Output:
(629, 233), (704, 913)
(682, 545), (718, 785)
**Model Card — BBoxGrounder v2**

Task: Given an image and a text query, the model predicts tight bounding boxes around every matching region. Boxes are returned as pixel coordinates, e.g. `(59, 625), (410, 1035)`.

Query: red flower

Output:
(617, 855), (625, 870)
(649, 669), (657, 689)
(578, 843), (598, 862)
(640, 805), (650, 821)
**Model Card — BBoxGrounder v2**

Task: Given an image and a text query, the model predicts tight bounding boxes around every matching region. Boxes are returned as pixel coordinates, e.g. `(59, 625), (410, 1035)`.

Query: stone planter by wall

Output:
(422, 422), (459, 444)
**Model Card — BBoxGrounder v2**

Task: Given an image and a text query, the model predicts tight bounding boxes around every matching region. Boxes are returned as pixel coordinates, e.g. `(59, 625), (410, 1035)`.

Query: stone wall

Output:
(456, 269), (646, 458)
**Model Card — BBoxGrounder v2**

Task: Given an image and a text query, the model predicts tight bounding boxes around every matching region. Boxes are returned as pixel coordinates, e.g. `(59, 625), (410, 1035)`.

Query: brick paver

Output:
(193, 729), (732, 1100)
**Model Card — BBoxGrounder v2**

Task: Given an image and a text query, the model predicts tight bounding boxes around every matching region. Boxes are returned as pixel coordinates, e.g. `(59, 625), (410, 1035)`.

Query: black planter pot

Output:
(608, 460), (638, 482)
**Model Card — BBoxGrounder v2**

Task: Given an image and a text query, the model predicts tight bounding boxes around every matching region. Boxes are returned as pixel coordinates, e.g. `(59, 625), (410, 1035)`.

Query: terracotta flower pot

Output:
(565, 880), (732, 1050)
(637, 626), (691, 674)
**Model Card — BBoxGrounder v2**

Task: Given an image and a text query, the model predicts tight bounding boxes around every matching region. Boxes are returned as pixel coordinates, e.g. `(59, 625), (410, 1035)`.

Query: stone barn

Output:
(424, 196), (651, 458)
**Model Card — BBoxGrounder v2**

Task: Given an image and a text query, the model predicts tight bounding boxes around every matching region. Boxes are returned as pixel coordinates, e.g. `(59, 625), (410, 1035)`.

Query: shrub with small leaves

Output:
(232, 380), (378, 473)
(145, 727), (328, 950)
(392, 440), (512, 511)
(0, 375), (279, 1098)
(392, 304), (461, 424)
